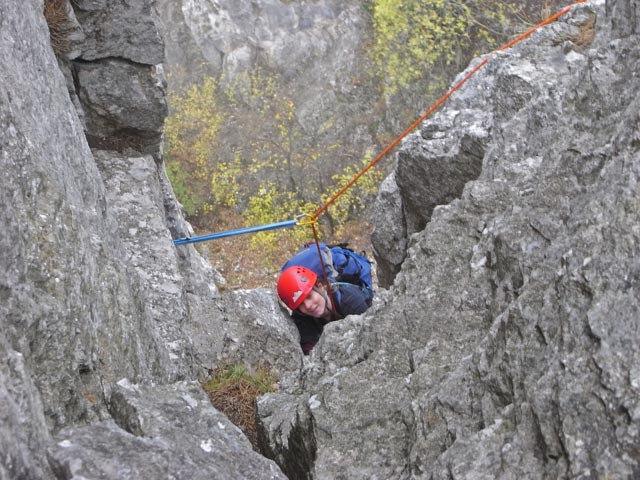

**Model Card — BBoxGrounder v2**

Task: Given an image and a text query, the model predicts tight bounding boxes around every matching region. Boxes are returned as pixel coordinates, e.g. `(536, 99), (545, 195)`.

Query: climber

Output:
(277, 265), (373, 354)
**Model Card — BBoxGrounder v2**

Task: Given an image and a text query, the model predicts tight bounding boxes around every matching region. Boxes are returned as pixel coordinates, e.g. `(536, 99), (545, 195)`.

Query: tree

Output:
(164, 77), (223, 219)
(371, 0), (519, 95)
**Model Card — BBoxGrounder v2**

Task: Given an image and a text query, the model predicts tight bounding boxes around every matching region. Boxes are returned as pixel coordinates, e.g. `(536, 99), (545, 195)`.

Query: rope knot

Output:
(296, 213), (319, 228)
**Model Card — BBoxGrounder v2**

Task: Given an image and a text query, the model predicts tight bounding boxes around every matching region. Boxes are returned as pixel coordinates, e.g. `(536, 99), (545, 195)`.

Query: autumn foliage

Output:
(164, 1), (565, 287)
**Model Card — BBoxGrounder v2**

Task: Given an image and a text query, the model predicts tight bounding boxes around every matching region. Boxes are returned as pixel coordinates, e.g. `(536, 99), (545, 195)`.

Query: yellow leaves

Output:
(372, 0), (518, 94)
(165, 64), (385, 257)
(165, 77), (222, 155)
(321, 153), (386, 227)
(243, 184), (314, 263)
(164, 77), (224, 219)
(211, 154), (242, 208)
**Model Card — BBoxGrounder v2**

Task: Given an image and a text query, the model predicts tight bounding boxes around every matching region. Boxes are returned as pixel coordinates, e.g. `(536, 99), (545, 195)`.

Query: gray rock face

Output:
(71, 0), (164, 64)
(49, 381), (287, 479)
(258, 2), (640, 478)
(1, 0), (294, 478)
(155, 0), (379, 160)
(219, 289), (303, 380)
(4, 0), (640, 478)
(76, 60), (167, 155)
(63, 0), (167, 156)
(1, 0), (162, 432)
(371, 171), (408, 288)
(0, 339), (52, 480)
(160, 0), (363, 82)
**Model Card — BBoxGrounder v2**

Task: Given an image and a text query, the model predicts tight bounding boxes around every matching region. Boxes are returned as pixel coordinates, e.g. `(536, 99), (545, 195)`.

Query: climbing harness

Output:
(173, 0), (588, 287)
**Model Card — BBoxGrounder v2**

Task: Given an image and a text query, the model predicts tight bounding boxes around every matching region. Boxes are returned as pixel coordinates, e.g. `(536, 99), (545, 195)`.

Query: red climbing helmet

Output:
(277, 266), (318, 310)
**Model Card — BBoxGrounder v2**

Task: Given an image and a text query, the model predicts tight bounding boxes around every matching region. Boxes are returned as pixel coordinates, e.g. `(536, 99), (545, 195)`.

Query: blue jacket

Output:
(292, 282), (373, 354)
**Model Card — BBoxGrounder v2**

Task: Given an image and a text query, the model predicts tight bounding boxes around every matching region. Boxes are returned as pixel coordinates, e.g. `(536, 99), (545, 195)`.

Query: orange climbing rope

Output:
(311, 0), (587, 222)
(174, 1), (588, 256)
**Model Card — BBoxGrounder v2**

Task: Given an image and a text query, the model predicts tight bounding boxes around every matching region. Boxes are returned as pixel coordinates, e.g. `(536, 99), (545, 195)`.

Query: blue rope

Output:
(173, 218), (299, 246)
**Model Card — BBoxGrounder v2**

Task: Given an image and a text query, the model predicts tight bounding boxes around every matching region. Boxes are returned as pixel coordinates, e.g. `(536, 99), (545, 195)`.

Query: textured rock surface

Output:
(1, 0), (163, 433)
(3, 0), (639, 479)
(155, 0), (380, 163)
(259, 1), (640, 478)
(65, 0), (168, 156)
(0, 0), (295, 478)
(158, 0), (364, 82)
(49, 381), (286, 479)
(371, 171), (408, 288)
(0, 339), (52, 479)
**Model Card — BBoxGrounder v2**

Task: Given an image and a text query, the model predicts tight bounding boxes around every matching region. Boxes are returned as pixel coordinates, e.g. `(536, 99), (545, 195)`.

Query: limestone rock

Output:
(66, 0), (167, 156)
(0, 1), (291, 478)
(259, 2), (640, 478)
(371, 171), (407, 288)
(49, 381), (287, 479)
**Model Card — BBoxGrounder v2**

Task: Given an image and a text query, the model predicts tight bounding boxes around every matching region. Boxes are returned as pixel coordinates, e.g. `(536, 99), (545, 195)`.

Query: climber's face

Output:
(298, 288), (329, 319)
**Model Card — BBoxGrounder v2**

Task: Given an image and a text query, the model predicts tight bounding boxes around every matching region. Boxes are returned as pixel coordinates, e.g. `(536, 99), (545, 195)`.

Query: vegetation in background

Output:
(164, 1), (570, 288)
(164, 65), (385, 285)
(202, 363), (278, 448)
(322, 153), (386, 230)
(164, 77), (223, 218)
(371, 0), (519, 96)
(243, 185), (315, 263)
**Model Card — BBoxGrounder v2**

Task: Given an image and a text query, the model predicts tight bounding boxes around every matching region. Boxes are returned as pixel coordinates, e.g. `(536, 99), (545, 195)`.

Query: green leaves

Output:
(243, 184), (315, 262)
(372, 0), (518, 94)
(164, 78), (223, 218)
(323, 153), (386, 227)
